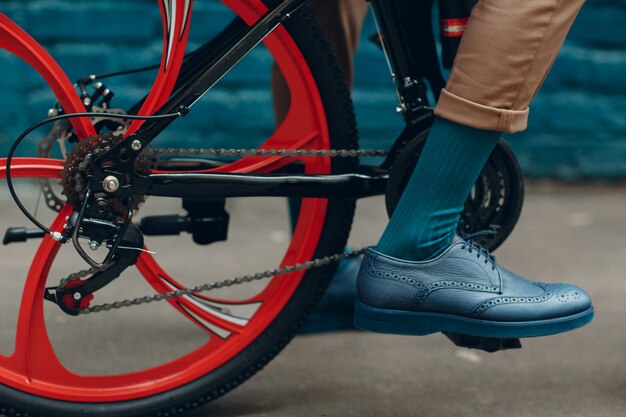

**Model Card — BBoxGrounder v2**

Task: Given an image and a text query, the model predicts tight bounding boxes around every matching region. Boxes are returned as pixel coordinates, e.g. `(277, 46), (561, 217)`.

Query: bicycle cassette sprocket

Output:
(60, 134), (150, 212)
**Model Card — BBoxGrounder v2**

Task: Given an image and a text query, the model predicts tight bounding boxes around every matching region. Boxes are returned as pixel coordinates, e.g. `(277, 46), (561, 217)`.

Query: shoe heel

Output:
(443, 332), (522, 352)
(354, 301), (438, 336)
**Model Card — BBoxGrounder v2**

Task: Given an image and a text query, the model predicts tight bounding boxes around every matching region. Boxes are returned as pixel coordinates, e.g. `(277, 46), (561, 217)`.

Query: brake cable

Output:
(5, 110), (184, 241)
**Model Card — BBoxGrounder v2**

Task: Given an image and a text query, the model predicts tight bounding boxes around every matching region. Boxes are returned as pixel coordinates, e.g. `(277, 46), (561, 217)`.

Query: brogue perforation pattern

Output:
(367, 260), (426, 289)
(367, 259), (431, 306)
(557, 288), (583, 303)
(472, 286), (554, 316)
(429, 280), (498, 292)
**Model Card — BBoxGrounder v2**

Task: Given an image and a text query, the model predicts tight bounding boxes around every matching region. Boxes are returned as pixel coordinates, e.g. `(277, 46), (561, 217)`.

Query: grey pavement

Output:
(0, 183), (625, 417)
(192, 183), (626, 417)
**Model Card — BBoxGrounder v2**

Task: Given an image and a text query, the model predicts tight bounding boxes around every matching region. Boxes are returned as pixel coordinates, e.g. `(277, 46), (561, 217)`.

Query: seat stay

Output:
(133, 0), (309, 147)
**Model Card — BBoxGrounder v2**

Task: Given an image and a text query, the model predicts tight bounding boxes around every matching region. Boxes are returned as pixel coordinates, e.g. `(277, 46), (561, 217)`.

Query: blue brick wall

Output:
(1, 1), (625, 179)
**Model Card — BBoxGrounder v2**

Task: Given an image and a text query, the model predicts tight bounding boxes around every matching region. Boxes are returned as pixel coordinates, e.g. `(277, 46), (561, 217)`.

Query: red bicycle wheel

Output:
(0, 1), (357, 416)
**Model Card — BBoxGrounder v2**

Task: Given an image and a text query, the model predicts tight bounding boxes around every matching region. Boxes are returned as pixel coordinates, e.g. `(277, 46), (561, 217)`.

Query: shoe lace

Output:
(458, 225), (497, 271)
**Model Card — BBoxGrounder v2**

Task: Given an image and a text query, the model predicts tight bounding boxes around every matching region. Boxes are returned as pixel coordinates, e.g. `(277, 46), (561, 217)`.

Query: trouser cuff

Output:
(434, 89), (529, 133)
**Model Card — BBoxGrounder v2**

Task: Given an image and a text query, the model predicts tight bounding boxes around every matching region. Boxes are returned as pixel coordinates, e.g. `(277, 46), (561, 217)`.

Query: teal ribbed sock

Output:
(377, 117), (500, 261)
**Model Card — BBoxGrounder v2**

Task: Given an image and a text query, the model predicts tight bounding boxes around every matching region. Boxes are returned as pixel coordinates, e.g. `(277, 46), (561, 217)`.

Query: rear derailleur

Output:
(44, 195), (144, 316)
(46, 133), (147, 315)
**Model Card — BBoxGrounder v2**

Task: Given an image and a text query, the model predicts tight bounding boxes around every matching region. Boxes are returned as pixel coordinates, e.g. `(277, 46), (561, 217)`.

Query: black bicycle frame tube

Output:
(133, 0), (308, 147)
(128, 19), (251, 115)
(368, 0), (445, 123)
(144, 170), (389, 199)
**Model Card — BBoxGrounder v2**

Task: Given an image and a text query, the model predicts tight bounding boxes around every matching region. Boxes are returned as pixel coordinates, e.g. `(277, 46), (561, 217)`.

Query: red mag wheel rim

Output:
(0, 0), (332, 402)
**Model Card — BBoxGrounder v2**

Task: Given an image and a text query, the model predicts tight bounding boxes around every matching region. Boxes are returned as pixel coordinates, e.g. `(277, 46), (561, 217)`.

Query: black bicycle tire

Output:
(0, 5), (358, 417)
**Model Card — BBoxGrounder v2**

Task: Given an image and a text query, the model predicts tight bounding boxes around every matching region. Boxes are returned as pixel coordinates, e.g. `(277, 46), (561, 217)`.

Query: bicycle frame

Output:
(0, 0), (444, 203)
(92, 0), (445, 201)
(0, 0), (445, 200)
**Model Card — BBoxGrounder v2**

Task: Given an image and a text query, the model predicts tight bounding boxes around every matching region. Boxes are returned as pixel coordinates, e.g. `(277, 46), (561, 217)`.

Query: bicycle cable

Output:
(5, 110), (184, 241)
(77, 64), (162, 83)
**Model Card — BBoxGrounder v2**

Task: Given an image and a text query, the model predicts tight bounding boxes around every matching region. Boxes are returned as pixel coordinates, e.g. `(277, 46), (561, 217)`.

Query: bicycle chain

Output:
(144, 147), (388, 158)
(74, 248), (367, 315)
(58, 144), (385, 315)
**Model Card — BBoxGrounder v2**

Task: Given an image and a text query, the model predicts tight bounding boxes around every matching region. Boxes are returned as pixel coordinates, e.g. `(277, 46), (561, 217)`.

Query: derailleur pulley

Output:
(44, 220), (144, 316)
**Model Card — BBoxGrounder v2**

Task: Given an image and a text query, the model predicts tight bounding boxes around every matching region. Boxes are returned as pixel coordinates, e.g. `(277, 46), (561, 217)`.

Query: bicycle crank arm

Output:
(141, 171), (389, 200)
(3, 227), (45, 245)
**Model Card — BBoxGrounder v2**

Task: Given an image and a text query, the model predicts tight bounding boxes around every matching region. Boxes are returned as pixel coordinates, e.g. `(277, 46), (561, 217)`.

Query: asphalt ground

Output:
(0, 182), (625, 417)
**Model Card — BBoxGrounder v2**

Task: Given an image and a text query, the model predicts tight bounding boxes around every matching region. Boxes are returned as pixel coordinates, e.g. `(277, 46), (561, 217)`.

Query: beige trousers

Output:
(436, 0), (586, 133)
(274, 0), (585, 133)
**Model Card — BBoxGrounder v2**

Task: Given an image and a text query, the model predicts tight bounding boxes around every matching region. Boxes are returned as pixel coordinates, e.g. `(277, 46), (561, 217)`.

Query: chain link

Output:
(144, 147), (388, 158)
(59, 267), (98, 289)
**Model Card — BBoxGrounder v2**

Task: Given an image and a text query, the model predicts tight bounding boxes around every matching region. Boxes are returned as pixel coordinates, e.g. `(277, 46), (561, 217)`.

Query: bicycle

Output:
(0, 0), (524, 416)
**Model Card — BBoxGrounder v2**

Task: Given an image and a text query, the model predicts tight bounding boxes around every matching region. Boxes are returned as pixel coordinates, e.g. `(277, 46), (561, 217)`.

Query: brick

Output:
(508, 139), (626, 180)
(6, 4), (158, 43)
(567, 6), (626, 49)
(544, 45), (626, 94)
(528, 91), (626, 134)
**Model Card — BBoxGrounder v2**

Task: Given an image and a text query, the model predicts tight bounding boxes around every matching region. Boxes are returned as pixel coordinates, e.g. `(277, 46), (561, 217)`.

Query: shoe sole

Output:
(354, 301), (594, 338)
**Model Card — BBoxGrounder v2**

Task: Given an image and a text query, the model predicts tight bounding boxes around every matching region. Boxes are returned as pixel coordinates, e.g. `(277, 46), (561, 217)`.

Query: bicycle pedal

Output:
(3, 227), (45, 245)
(443, 332), (522, 353)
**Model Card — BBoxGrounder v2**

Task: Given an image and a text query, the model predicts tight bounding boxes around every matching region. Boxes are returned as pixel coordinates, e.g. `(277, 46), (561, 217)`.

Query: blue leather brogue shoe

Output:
(354, 234), (594, 338)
